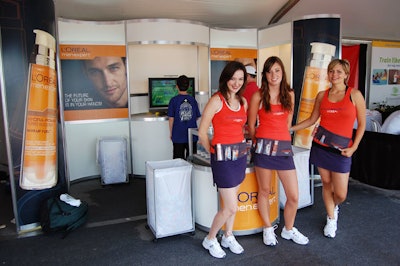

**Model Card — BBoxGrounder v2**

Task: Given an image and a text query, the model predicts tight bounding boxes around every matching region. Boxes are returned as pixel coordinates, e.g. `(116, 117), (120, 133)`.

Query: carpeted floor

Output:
(0, 177), (400, 265)
(69, 177), (147, 223)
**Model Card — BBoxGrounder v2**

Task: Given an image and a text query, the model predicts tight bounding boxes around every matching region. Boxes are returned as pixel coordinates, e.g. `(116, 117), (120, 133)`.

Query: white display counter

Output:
(131, 113), (173, 176)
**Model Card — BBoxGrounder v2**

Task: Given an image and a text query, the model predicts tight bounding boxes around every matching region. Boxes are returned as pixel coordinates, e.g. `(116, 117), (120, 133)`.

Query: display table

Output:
(190, 157), (279, 236)
(131, 113), (173, 175)
(351, 130), (400, 190)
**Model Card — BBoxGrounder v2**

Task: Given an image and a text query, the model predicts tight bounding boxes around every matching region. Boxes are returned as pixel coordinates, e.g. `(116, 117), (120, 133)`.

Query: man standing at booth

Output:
(243, 65), (259, 104)
(168, 75), (201, 159)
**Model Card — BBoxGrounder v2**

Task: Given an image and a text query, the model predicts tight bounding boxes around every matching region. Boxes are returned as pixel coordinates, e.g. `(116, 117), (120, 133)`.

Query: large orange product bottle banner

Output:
(21, 64), (58, 190)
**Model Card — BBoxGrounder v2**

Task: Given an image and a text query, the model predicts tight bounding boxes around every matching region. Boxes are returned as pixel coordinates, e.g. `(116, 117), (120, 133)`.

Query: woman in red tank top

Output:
(291, 59), (366, 238)
(198, 61), (248, 259)
(248, 56), (309, 247)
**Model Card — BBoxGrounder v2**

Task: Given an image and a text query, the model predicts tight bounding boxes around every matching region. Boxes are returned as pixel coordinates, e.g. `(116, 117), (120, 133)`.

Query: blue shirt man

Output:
(168, 75), (201, 159)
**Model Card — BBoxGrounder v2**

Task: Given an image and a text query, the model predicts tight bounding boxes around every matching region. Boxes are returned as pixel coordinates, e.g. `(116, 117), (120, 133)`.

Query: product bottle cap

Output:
(310, 42), (336, 56)
(33, 29), (56, 68)
(34, 29), (56, 51)
(310, 42), (336, 69)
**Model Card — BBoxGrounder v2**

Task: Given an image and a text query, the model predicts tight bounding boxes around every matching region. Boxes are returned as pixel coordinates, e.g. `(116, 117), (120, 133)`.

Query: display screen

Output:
(148, 77), (195, 111)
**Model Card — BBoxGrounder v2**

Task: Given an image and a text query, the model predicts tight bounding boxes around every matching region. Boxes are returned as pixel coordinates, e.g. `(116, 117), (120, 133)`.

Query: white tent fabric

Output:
(381, 110), (400, 135)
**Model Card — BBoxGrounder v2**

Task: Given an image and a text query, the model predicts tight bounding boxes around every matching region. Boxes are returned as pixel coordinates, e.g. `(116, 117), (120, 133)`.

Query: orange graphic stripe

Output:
(64, 108), (129, 121)
(210, 48), (257, 61)
(59, 45), (126, 59)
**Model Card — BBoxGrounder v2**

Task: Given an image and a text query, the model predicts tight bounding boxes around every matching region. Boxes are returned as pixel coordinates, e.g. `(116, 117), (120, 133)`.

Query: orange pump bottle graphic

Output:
(20, 29), (58, 190)
(294, 42), (336, 149)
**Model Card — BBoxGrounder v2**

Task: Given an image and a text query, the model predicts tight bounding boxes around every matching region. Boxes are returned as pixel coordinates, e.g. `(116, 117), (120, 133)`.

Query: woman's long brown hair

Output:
(260, 56), (293, 112)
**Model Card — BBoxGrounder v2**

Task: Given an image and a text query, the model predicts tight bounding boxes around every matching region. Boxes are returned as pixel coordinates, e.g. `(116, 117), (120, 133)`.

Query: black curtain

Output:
(358, 44), (368, 97)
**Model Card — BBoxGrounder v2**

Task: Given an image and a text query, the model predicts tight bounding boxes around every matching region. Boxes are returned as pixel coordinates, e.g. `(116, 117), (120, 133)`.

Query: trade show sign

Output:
(369, 41), (400, 107)
(0, 0), (67, 233)
(59, 45), (129, 121)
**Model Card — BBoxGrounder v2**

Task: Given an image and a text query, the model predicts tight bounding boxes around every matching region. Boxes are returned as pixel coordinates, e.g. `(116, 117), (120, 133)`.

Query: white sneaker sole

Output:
(202, 240), (226, 259)
(324, 231), (336, 238)
(221, 243), (244, 254)
(281, 232), (309, 245)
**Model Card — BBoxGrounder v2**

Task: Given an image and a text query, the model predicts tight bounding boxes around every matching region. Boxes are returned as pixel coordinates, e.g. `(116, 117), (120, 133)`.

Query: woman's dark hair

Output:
(218, 61), (247, 106)
(260, 56), (293, 112)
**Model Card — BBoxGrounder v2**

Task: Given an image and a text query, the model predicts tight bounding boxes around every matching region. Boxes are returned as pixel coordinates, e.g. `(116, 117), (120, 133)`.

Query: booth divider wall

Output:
(258, 22), (292, 87)
(57, 15), (341, 197)
(126, 19), (210, 175)
(57, 19), (132, 182)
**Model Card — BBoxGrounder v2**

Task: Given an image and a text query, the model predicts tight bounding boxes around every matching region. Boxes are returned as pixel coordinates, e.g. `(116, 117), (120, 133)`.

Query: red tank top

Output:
(256, 103), (291, 141)
(211, 93), (247, 148)
(318, 87), (356, 139)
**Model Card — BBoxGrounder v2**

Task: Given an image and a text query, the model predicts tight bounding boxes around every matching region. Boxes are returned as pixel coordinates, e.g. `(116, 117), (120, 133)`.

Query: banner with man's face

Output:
(60, 45), (129, 121)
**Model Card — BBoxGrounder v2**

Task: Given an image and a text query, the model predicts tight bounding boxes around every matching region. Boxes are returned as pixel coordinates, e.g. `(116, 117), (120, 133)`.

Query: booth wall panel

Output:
(65, 121), (131, 181)
(128, 45), (199, 94)
(210, 28), (257, 48)
(126, 19), (209, 45)
(58, 19), (125, 44)
(258, 22), (292, 49)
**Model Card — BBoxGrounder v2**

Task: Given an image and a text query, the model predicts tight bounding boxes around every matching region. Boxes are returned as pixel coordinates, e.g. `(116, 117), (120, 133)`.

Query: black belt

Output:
(312, 141), (343, 155)
(214, 142), (247, 161)
(254, 138), (293, 156)
(314, 125), (351, 150)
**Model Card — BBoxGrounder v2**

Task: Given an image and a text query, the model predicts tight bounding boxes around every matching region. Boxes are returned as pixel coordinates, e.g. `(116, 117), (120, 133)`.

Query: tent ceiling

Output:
(54, 0), (399, 41)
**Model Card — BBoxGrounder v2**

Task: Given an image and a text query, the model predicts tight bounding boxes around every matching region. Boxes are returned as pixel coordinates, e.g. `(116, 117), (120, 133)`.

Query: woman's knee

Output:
(258, 186), (271, 198)
(286, 193), (299, 205)
(334, 191), (347, 203)
(222, 206), (237, 217)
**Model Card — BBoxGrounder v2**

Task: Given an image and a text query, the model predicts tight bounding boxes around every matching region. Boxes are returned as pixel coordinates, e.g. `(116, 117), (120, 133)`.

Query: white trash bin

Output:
(145, 159), (194, 240)
(97, 136), (129, 185)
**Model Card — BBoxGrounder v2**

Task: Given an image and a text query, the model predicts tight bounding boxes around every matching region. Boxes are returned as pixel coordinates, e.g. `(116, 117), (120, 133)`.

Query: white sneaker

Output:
(324, 216), (337, 238)
(263, 225), (278, 246)
(281, 227), (309, 245)
(221, 235), (244, 254)
(334, 205), (339, 221)
(202, 237), (226, 259)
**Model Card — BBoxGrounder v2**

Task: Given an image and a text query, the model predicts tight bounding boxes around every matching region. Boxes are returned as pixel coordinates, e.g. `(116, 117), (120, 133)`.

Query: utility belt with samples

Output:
(313, 125), (351, 150)
(254, 138), (293, 156)
(214, 142), (247, 161)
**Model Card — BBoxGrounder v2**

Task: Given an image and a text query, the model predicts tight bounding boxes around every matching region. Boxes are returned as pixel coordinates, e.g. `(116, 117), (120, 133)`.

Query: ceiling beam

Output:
(268, 0), (300, 25)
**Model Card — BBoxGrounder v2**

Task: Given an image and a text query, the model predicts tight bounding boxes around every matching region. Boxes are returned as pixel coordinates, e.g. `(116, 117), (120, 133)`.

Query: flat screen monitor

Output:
(148, 77), (195, 112)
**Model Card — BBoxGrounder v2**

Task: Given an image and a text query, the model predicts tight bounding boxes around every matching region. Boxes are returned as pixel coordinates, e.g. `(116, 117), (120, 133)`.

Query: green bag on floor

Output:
(40, 195), (88, 238)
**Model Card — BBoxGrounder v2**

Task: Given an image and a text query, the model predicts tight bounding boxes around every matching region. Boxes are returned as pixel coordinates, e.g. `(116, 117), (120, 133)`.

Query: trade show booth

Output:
(8, 10), (400, 236)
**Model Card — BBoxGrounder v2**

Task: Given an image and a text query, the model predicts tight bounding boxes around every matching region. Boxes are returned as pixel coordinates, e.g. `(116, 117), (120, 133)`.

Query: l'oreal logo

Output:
(238, 191), (258, 203)
(31, 70), (57, 87)
(327, 109), (338, 113)
(60, 47), (90, 53)
(273, 111), (285, 116)
(237, 188), (276, 204)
